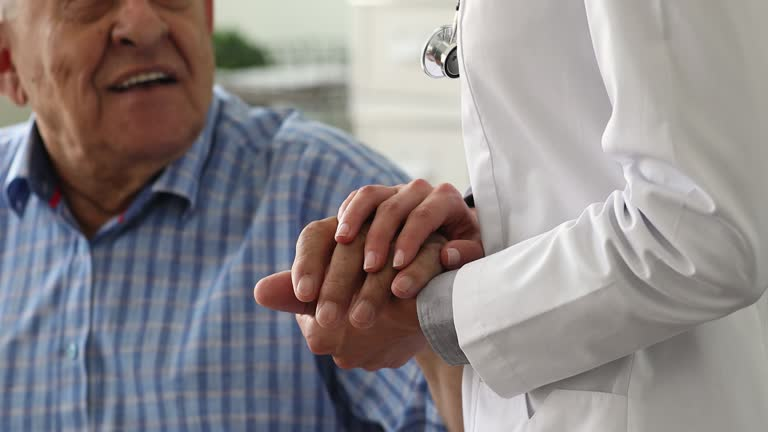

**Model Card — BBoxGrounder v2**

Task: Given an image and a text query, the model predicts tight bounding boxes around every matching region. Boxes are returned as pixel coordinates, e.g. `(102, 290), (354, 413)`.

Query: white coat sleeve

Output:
(454, 0), (768, 398)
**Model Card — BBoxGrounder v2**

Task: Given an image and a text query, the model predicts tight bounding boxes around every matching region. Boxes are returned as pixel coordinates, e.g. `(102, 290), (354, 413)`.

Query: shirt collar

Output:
(150, 91), (222, 211)
(3, 90), (223, 217)
(4, 120), (60, 217)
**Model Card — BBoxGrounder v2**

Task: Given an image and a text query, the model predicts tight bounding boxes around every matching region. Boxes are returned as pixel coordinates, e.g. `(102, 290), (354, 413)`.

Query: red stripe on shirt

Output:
(48, 188), (62, 209)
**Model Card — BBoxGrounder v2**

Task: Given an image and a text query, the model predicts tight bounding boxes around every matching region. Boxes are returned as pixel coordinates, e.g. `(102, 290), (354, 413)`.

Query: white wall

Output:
(214, 0), (349, 48)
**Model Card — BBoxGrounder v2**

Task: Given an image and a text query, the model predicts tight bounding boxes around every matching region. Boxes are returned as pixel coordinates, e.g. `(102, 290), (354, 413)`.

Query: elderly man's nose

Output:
(111, 0), (168, 48)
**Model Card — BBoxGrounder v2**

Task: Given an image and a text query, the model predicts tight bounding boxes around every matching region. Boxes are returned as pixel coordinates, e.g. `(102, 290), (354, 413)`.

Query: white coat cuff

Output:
(417, 271), (470, 366)
(454, 257), (529, 397)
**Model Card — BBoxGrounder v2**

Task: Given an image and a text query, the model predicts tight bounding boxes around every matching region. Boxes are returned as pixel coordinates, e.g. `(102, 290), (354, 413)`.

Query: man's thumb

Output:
(254, 271), (316, 315)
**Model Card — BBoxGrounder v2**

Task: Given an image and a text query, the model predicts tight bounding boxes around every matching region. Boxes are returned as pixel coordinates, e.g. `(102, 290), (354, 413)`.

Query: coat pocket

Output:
(519, 389), (627, 432)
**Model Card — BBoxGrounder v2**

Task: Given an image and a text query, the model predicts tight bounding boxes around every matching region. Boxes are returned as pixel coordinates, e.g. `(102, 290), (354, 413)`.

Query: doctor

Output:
(257, 1), (768, 431)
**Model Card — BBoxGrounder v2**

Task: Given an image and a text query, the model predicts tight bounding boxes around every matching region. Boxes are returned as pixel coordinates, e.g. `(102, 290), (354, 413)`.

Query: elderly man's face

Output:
(2, 0), (214, 163)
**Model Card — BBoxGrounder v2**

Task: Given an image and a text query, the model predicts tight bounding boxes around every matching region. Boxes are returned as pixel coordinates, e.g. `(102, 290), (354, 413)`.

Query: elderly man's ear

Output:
(205, 0), (213, 33)
(0, 46), (26, 106)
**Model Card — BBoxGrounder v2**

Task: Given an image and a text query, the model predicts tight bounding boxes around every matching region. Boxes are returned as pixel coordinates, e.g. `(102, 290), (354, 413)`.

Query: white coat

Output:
(453, 1), (768, 431)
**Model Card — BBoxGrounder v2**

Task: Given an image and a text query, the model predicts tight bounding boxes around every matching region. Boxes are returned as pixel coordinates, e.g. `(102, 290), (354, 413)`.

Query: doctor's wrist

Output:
(417, 270), (469, 366)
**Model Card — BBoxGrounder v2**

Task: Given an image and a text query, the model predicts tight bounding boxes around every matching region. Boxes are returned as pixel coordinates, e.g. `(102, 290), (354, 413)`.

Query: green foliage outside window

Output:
(213, 30), (273, 69)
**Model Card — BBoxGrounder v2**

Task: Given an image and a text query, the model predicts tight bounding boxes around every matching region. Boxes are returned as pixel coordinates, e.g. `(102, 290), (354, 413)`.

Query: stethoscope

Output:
(421, 1), (460, 79)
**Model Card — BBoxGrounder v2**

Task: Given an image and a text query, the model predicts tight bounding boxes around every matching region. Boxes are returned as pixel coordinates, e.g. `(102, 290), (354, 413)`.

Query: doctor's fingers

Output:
(440, 239), (486, 271)
(351, 234), (446, 326)
(389, 183), (478, 271)
(335, 185), (402, 243)
(337, 185), (398, 238)
(314, 231), (368, 329)
(336, 181), (434, 257)
(346, 179), (436, 273)
(291, 217), (338, 303)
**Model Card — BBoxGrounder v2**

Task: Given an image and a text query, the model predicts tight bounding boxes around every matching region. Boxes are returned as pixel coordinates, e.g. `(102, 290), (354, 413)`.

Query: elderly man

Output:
(0, 0), (452, 430)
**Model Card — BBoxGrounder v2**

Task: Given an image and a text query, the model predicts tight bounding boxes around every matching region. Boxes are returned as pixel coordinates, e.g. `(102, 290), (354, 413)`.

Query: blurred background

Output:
(0, 0), (468, 188)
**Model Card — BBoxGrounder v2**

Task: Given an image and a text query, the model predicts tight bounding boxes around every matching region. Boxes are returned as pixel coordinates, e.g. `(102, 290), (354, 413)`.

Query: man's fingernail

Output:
(393, 250), (405, 268)
(351, 301), (375, 327)
(363, 251), (378, 271)
(316, 302), (339, 327)
(446, 248), (461, 267)
(335, 223), (350, 238)
(392, 276), (415, 298)
(296, 276), (315, 300)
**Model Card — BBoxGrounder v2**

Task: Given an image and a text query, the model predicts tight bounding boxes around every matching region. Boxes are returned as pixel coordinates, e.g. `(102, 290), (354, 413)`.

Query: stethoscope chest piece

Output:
(421, 24), (460, 79)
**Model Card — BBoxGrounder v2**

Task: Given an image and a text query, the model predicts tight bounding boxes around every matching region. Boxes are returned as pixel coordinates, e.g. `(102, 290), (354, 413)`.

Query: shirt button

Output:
(66, 343), (78, 360)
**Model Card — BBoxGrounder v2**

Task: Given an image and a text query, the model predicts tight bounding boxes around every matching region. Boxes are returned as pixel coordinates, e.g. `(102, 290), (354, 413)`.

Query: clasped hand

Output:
(255, 180), (484, 370)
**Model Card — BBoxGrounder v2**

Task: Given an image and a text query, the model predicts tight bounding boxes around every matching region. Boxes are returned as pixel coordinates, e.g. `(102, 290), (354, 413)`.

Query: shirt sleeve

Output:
(417, 270), (469, 365)
(332, 362), (446, 432)
(453, 0), (768, 398)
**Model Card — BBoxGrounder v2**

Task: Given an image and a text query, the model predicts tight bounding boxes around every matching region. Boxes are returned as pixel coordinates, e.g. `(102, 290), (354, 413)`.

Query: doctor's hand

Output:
(335, 180), (484, 297)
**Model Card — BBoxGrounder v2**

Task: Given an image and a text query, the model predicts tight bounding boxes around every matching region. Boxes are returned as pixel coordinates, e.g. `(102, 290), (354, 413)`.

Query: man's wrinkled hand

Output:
(254, 219), (448, 369)
(295, 297), (427, 371)
(296, 233), (441, 369)
(258, 217), (451, 329)
(256, 269), (429, 371)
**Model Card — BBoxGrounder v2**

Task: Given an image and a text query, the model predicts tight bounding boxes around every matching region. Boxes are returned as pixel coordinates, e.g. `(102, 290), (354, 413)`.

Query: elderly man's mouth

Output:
(109, 72), (179, 93)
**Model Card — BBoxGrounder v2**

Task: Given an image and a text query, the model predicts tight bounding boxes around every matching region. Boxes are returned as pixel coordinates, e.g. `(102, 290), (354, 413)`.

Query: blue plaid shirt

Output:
(0, 88), (444, 431)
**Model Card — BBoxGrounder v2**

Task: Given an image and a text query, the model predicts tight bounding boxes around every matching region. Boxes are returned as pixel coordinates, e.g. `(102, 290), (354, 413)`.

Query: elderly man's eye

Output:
(60, 0), (191, 22)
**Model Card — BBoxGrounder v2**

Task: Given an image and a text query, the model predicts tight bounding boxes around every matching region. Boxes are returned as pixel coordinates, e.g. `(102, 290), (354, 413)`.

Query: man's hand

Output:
(254, 220), (447, 369)
(256, 217), (449, 328)
(257, 179), (486, 335)
(262, 179), (486, 331)
(269, 217), (455, 329)
(335, 180), (484, 297)
(295, 301), (426, 371)
(254, 217), (468, 429)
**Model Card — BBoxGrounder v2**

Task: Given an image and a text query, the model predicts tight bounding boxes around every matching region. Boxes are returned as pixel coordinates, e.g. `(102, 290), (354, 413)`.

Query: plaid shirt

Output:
(0, 88), (444, 431)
